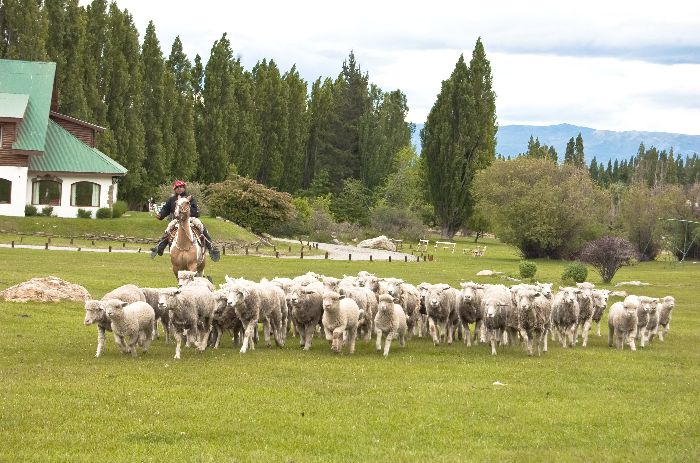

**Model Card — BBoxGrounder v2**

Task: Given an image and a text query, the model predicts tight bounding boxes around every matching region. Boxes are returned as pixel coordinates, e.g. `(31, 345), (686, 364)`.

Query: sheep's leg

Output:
(519, 329), (532, 356)
(428, 318), (439, 346)
(213, 326), (222, 349)
(127, 333), (139, 357)
(627, 334), (636, 351)
(240, 320), (256, 354)
(441, 320), (450, 345)
(375, 329), (383, 352)
(581, 320), (592, 347)
(543, 328), (549, 352)
(383, 331), (395, 357)
(173, 329), (183, 359)
(114, 334), (130, 354)
(302, 325), (315, 351)
(490, 333), (497, 356)
(608, 326), (614, 348)
(299, 324), (307, 348)
(95, 326), (106, 358)
(347, 327), (357, 354)
(141, 330), (153, 353)
(332, 327), (345, 353)
(596, 321), (602, 337)
(261, 318), (272, 347)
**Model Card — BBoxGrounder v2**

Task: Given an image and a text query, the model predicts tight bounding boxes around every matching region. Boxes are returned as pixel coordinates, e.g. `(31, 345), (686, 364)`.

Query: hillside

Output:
(411, 123), (700, 164)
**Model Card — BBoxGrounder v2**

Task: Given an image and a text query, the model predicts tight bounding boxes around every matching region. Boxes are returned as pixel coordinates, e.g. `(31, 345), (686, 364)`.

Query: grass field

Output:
(0, 235), (699, 462)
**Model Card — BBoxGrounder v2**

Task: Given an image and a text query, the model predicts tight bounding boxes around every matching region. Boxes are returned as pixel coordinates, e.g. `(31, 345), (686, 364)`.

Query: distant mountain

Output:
(411, 123), (700, 164)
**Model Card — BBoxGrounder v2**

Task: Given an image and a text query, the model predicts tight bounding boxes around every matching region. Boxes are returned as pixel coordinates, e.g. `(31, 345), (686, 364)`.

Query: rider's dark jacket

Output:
(156, 191), (200, 220)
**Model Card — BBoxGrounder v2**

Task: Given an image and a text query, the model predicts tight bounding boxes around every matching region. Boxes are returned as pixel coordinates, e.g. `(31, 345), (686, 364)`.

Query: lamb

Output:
(83, 284), (147, 358)
(657, 296), (676, 341)
(139, 287), (176, 342)
(458, 281), (486, 346)
(574, 283), (595, 347)
(177, 270), (215, 291)
(424, 284), (460, 346)
(481, 284), (516, 355)
(514, 289), (547, 356)
(159, 286), (217, 359)
(551, 287), (582, 348)
(257, 280), (288, 347)
(211, 289), (243, 348)
(590, 289), (611, 337)
(337, 281), (378, 341)
(225, 282), (284, 354)
(289, 284), (324, 350)
(624, 295), (659, 348)
(321, 291), (360, 354)
(104, 299), (155, 357)
(608, 301), (638, 351)
(374, 294), (407, 357)
(385, 278), (422, 339)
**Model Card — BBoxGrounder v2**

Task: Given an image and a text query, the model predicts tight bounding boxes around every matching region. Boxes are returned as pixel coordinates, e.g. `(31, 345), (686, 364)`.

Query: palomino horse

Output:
(170, 196), (205, 278)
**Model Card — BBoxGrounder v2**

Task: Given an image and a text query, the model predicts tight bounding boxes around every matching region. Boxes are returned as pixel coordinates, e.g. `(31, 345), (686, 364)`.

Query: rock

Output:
(610, 290), (628, 298)
(476, 270), (504, 276)
(615, 281), (650, 287)
(357, 235), (396, 252)
(0, 276), (91, 303)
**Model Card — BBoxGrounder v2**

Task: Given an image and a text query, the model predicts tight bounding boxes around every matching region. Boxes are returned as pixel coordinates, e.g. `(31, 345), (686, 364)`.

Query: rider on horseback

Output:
(150, 180), (220, 261)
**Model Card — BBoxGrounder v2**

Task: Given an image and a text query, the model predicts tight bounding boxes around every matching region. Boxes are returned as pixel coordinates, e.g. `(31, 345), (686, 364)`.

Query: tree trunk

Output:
(441, 224), (455, 240)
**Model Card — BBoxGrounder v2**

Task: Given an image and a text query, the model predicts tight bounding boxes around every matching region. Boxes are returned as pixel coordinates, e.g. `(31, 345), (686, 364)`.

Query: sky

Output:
(95, 0), (700, 134)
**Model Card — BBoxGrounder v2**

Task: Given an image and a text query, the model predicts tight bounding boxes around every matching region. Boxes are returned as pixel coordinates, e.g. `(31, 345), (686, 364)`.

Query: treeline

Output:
(0, 0), (412, 206)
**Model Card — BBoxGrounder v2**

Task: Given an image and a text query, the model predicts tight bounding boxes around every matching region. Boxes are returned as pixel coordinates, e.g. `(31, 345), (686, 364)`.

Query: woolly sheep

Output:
(624, 295), (659, 348)
(481, 284), (516, 355)
(590, 289), (611, 337)
(385, 278), (422, 339)
(177, 270), (215, 291)
(514, 289), (548, 356)
(574, 283), (595, 347)
(657, 296), (676, 342)
(211, 289), (242, 348)
(140, 287), (176, 343)
(225, 282), (284, 354)
(102, 284), (146, 304)
(374, 294), (407, 357)
(458, 282), (486, 346)
(289, 284), (324, 350)
(321, 291), (360, 354)
(551, 287), (582, 348)
(337, 283), (377, 341)
(424, 284), (460, 346)
(159, 286), (217, 359)
(608, 301), (638, 351)
(104, 299), (155, 357)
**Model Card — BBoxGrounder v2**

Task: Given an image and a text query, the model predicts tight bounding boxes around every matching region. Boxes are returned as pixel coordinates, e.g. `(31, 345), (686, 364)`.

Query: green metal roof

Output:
(0, 93), (29, 119)
(30, 120), (127, 174)
(0, 59), (55, 151)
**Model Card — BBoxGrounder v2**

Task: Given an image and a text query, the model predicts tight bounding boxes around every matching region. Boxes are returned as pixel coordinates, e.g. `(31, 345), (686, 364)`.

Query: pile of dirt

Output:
(1, 276), (91, 303)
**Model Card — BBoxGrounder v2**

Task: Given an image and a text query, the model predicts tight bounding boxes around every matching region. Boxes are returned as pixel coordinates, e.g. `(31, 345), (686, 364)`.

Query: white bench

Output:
(417, 239), (429, 252)
(434, 241), (456, 253)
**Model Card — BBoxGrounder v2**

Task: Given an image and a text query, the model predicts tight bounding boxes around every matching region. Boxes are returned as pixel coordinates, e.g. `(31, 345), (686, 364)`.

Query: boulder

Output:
(1, 276), (91, 303)
(357, 235), (396, 252)
(476, 270), (504, 276)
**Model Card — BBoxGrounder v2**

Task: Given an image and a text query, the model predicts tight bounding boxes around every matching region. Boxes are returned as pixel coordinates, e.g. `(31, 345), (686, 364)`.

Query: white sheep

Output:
(140, 287), (177, 343)
(574, 283), (595, 347)
(424, 284), (460, 346)
(458, 281), (486, 346)
(657, 296), (676, 341)
(337, 282), (377, 341)
(225, 282), (284, 354)
(624, 295), (659, 348)
(386, 279), (424, 339)
(159, 286), (217, 359)
(104, 299), (155, 357)
(608, 301), (638, 351)
(514, 289), (548, 356)
(289, 284), (324, 350)
(322, 291), (360, 354)
(177, 270), (215, 291)
(551, 287), (582, 348)
(211, 289), (242, 348)
(374, 294), (407, 357)
(481, 284), (516, 355)
(590, 289), (611, 337)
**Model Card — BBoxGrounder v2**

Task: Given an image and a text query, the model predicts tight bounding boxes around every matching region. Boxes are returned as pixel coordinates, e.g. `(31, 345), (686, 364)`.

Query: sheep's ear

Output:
(574, 289), (583, 294)
(174, 289), (181, 295)
(534, 292), (541, 298)
(339, 294), (346, 300)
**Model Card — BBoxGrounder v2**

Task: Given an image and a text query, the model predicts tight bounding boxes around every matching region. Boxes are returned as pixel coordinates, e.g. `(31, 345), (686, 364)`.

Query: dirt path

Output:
(271, 237), (418, 261)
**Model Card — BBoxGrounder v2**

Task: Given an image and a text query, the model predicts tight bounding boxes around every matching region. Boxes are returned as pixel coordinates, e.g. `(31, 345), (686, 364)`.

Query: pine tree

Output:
(422, 38), (497, 238)
(574, 132), (585, 167)
(564, 137), (575, 165)
(589, 156), (599, 183)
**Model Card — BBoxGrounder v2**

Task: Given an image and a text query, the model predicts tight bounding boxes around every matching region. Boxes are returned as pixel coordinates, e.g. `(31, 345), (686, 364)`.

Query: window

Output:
(71, 181), (100, 207)
(0, 178), (10, 203)
(32, 180), (61, 205)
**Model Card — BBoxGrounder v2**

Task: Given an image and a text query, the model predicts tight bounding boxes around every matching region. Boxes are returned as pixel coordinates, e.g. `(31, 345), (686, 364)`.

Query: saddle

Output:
(168, 224), (204, 246)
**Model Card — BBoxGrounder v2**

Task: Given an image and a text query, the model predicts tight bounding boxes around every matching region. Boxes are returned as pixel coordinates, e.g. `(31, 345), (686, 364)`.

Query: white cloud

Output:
(82, 0), (700, 134)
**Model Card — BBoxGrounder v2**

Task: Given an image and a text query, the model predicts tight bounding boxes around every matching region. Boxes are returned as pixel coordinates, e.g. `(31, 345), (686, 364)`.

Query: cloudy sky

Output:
(103, 0), (700, 134)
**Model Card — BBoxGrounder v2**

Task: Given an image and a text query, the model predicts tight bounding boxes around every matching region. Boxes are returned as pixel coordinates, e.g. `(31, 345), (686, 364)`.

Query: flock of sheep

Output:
(83, 270), (676, 359)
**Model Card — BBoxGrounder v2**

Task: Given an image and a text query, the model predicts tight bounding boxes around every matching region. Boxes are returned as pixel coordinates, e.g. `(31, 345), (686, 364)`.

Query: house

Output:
(0, 59), (127, 218)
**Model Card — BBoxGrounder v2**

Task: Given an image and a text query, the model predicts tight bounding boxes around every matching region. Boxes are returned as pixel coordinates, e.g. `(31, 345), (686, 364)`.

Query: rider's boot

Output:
(150, 233), (170, 259)
(202, 227), (220, 262)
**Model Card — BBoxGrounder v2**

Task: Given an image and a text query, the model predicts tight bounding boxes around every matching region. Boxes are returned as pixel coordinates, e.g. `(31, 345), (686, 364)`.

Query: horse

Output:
(170, 196), (205, 278)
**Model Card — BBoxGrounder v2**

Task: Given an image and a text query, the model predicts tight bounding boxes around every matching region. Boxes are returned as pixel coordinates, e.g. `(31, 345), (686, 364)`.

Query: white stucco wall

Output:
(0, 166), (29, 217)
(24, 173), (119, 218)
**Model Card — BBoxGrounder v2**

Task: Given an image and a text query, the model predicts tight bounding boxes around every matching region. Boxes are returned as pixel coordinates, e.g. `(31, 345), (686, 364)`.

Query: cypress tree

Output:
(167, 37), (197, 180)
(253, 59), (288, 188)
(0, 0), (48, 60)
(230, 61), (261, 179)
(57, 0), (89, 119)
(304, 77), (336, 189)
(280, 65), (309, 193)
(141, 21), (167, 190)
(574, 132), (585, 167)
(564, 137), (575, 165)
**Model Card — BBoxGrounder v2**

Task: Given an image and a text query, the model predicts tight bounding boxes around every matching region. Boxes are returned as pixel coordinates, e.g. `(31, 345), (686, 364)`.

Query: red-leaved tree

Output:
(579, 236), (639, 283)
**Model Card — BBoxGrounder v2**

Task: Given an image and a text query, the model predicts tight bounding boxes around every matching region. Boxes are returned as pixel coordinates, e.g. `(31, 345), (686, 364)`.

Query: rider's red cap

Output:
(173, 180), (186, 190)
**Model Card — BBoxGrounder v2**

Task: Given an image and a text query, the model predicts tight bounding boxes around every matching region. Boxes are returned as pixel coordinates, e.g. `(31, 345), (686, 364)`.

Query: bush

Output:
(40, 206), (54, 217)
(206, 176), (295, 233)
(95, 207), (112, 219)
(111, 200), (128, 218)
(24, 204), (37, 216)
(579, 236), (639, 283)
(370, 206), (428, 242)
(561, 262), (588, 285)
(76, 209), (92, 219)
(519, 261), (538, 279)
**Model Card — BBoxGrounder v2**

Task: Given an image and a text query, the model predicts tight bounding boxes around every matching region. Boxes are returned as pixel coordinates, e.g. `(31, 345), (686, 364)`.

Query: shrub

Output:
(206, 176), (295, 233)
(579, 236), (639, 283)
(40, 206), (54, 217)
(76, 209), (92, 219)
(561, 262), (588, 285)
(95, 207), (112, 219)
(370, 206), (428, 242)
(519, 261), (538, 279)
(111, 200), (128, 218)
(24, 204), (37, 216)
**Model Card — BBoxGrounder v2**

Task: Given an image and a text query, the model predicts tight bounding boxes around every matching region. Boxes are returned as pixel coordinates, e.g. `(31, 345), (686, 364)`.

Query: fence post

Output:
(349, 254), (352, 261)
(70, 238), (74, 245)
(11, 240), (14, 248)
(288, 246), (292, 252)
(276, 251), (279, 258)
(255, 245), (259, 253)
(45, 242), (49, 250)
(138, 247), (141, 253)
(325, 251), (329, 259)
(300, 251), (304, 259)
(245, 246), (249, 255)
(370, 255), (373, 262)
(222, 246), (226, 256)
(108, 245), (112, 252)
(122, 242), (126, 248)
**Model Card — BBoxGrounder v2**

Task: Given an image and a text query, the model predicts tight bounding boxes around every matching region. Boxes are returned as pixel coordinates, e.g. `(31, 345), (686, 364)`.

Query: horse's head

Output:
(175, 195), (191, 221)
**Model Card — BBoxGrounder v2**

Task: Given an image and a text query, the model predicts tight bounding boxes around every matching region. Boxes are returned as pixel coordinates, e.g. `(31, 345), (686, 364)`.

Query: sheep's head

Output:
(426, 285), (448, 310)
(558, 287), (580, 304)
(517, 290), (541, 313)
(322, 291), (342, 310)
(177, 270), (197, 287)
(536, 282), (553, 298)
(386, 279), (404, 299)
(662, 296), (675, 310)
(378, 294), (394, 312)
(104, 299), (128, 319)
(639, 296), (658, 313)
(323, 277), (339, 292)
(592, 290), (610, 310)
(84, 300), (105, 325)
(227, 288), (248, 307)
(460, 282), (483, 303)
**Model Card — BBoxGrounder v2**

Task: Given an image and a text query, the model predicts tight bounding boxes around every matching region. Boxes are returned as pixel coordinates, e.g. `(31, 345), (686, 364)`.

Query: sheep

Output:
(385, 278), (422, 339)
(104, 299), (155, 357)
(458, 282), (486, 346)
(624, 295), (659, 348)
(258, 280), (287, 347)
(159, 286), (217, 359)
(514, 289), (548, 356)
(225, 282), (284, 354)
(357, 273), (388, 298)
(211, 289), (243, 348)
(289, 284), (324, 350)
(481, 284), (516, 355)
(551, 287), (582, 348)
(590, 289), (611, 337)
(424, 284), (460, 346)
(645, 300), (660, 345)
(374, 294), (407, 357)
(608, 301), (638, 351)
(83, 284), (147, 358)
(574, 283), (595, 347)
(140, 287), (176, 343)
(177, 270), (215, 291)
(336, 281), (378, 341)
(321, 291), (360, 354)
(657, 296), (676, 342)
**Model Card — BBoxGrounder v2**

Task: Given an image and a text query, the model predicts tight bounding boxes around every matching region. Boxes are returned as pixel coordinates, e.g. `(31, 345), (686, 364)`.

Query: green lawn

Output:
(0, 239), (698, 462)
